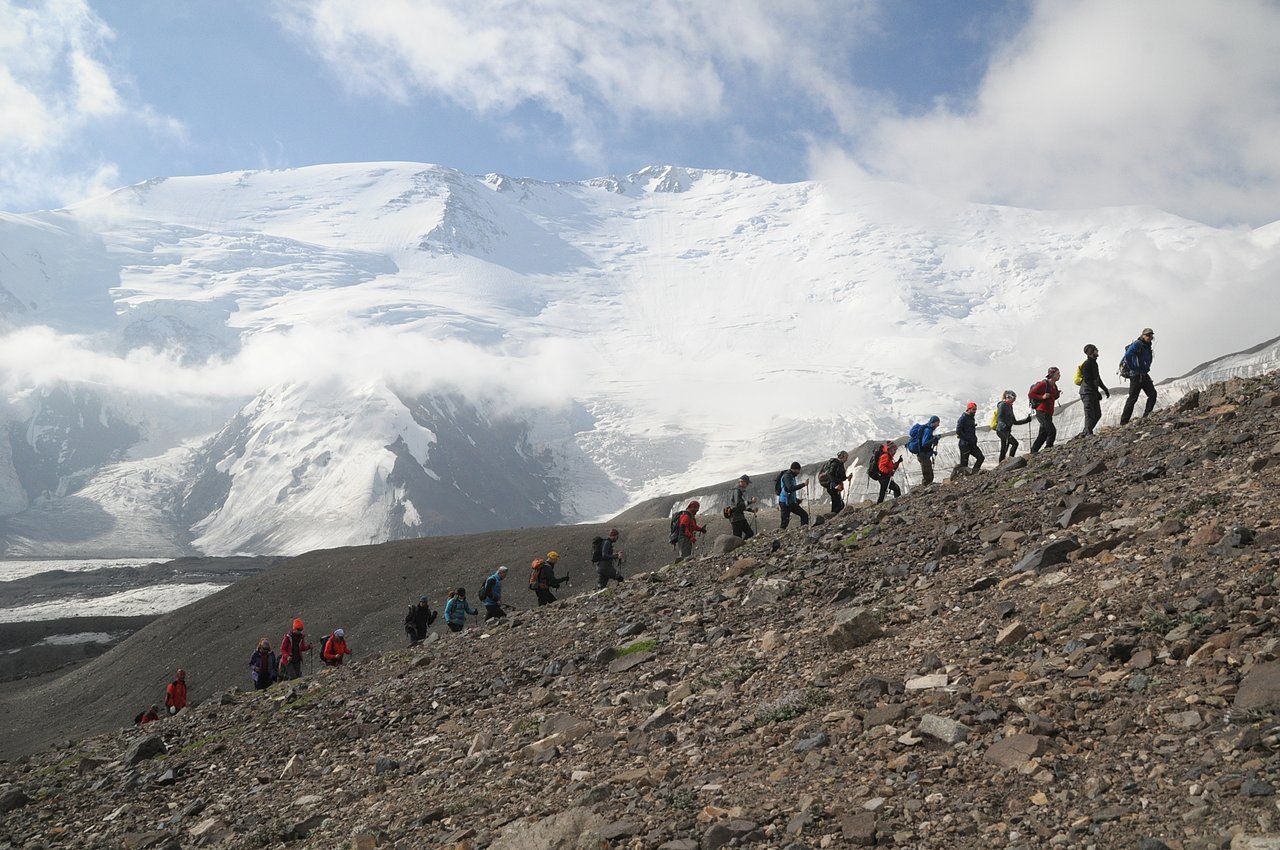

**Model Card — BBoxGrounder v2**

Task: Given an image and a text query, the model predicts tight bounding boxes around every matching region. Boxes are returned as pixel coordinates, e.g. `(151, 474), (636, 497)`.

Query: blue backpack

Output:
(907, 423), (925, 454)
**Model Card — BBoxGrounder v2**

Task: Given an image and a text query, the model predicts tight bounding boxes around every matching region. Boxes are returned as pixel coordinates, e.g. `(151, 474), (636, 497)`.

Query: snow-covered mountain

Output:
(1, 163), (1278, 556)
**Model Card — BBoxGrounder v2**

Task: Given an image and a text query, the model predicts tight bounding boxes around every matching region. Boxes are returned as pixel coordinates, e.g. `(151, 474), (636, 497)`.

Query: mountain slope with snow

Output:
(1, 163), (1277, 555)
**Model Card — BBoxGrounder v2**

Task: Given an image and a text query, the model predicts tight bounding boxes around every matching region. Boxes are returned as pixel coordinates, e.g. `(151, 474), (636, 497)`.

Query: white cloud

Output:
(848, 0), (1280, 225)
(0, 0), (181, 209)
(273, 0), (874, 164)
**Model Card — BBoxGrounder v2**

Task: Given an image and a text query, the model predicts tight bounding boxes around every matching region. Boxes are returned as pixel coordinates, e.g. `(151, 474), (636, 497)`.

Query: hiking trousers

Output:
(1080, 392), (1103, 436)
(533, 587), (557, 606)
(997, 430), (1019, 461)
(484, 602), (506, 621)
(1120, 374), (1157, 424)
(730, 517), (754, 539)
(596, 564), (624, 588)
(826, 486), (844, 514)
(779, 502), (809, 529)
(877, 475), (900, 503)
(959, 444), (984, 471)
(1031, 411), (1056, 453)
(918, 454), (934, 486)
(677, 537), (695, 558)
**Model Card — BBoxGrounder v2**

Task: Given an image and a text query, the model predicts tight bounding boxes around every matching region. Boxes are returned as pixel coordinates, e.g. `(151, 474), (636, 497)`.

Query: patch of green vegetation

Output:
(512, 716), (540, 737)
(703, 658), (760, 689)
(616, 638), (657, 657)
(665, 788), (697, 811)
(282, 685), (329, 711)
(748, 689), (832, 730)
(1142, 611), (1176, 634)
(444, 794), (487, 816)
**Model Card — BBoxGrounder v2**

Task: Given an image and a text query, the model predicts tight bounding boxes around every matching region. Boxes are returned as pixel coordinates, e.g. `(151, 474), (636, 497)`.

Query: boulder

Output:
(1012, 537), (1080, 574)
(489, 807), (607, 850)
(985, 734), (1047, 769)
(126, 735), (166, 766)
(710, 534), (744, 555)
(825, 607), (884, 651)
(1235, 662), (1280, 712)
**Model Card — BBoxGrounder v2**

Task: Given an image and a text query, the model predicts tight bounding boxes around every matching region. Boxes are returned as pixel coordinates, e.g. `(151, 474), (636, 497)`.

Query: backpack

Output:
(1028, 383), (1040, 410)
(722, 505), (733, 519)
(318, 634), (334, 663)
(906, 423), (924, 454)
(867, 445), (884, 479)
(668, 511), (686, 545)
(1074, 362), (1084, 386)
(480, 574), (497, 603)
(774, 471), (786, 496)
(529, 558), (545, 588)
(590, 536), (605, 563)
(989, 406), (1000, 430)
(817, 459), (835, 487)
(134, 710), (145, 725)
(1118, 356), (1132, 380)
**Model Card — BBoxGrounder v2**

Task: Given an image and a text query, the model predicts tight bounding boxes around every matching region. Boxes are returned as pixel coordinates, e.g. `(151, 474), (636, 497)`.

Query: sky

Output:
(2, 0), (1278, 226)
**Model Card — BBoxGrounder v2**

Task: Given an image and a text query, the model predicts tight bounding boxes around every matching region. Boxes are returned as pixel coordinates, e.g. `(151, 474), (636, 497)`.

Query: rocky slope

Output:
(2, 372), (1280, 849)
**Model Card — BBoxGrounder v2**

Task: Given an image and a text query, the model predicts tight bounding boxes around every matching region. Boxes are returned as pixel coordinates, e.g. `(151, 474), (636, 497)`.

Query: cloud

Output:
(847, 0), (1280, 225)
(0, 0), (181, 210)
(0, 321), (586, 416)
(273, 0), (874, 165)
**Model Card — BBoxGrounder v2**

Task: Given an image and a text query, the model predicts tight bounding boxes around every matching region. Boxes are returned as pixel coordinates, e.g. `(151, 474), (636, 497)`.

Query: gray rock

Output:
(658, 840), (700, 850)
(126, 735), (166, 766)
(287, 813), (328, 840)
(1011, 537), (1080, 574)
(704, 819), (758, 850)
(710, 534), (744, 555)
(862, 703), (907, 727)
(0, 787), (31, 813)
(1235, 662), (1280, 712)
(1242, 778), (1276, 797)
(608, 650), (654, 673)
(489, 807), (607, 850)
(374, 757), (400, 775)
(793, 732), (828, 753)
(840, 812), (878, 845)
(918, 713), (969, 744)
(825, 607), (884, 651)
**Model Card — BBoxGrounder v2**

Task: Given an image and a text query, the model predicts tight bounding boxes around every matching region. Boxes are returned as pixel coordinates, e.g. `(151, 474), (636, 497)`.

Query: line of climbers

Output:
(133, 530), (628, 723)
(132, 331), (1158, 724)
(669, 329), (1160, 553)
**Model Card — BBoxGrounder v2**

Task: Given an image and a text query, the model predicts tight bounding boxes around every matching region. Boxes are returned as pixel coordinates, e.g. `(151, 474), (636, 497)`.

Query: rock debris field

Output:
(3, 372), (1280, 850)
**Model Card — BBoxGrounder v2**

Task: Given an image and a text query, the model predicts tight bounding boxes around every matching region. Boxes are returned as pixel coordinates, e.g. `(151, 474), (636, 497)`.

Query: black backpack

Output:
(774, 470), (785, 496)
(590, 536), (605, 563)
(817, 459), (835, 487)
(318, 634), (334, 664)
(867, 445), (884, 479)
(668, 511), (686, 545)
(480, 575), (497, 603)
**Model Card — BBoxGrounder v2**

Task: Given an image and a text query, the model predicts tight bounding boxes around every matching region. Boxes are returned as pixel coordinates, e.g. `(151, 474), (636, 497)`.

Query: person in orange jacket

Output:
(321, 629), (351, 666)
(279, 618), (311, 680)
(165, 668), (187, 715)
(676, 500), (707, 559)
(873, 442), (902, 503)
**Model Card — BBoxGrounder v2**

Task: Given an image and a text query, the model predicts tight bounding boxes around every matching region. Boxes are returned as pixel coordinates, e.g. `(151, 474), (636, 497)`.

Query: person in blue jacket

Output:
(955, 402), (984, 474)
(479, 565), (509, 621)
(777, 462), (810, 529)
(910, 415), (941, 485)
(1120, 328), (1157, 425)
(444, 588), (478, 632)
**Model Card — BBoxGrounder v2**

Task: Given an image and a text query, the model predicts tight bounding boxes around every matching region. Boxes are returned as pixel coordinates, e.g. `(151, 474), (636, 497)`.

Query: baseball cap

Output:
(966, 402), (977, 411)
(1142, 327), (1155, 336)
(739, 474), (750, 483)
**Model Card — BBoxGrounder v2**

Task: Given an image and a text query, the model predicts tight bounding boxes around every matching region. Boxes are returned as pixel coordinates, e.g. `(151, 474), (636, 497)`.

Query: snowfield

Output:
(1, 163), (1278, 555)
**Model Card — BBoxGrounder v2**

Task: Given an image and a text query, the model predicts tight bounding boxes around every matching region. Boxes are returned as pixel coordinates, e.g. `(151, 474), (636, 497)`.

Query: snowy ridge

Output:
(1, 162), (1278, 555)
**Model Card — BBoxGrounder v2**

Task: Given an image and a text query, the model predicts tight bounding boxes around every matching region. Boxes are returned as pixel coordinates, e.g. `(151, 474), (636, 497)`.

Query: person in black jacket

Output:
(728, 475), (759, 539)
(821, 451), (850, 513)
(1078, 344), (1111, 436)
(954, 402), (984, 474)
(994, 391), (1031, 461)
(404, 596), (437, 646)
(597, 529), (625, 587)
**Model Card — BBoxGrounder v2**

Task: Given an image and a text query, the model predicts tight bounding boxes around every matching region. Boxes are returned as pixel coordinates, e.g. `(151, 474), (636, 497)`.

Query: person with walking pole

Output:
(444, 588), (478, 632)
(597, 528), (625, 588)
(819, 451), (850, 514)
(675, 500), (707, 559)
(728, 475), (759, 539)
(404, 596), (437, 646)
(778, 462), (810, 529)
(278, 618), (310, 681)
(480, 565), (510, 621)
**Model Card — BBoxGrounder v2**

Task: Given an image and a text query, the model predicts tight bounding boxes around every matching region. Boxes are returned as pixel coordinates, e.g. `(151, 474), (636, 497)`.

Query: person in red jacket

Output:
(279, 618), (311, 681)
(1029, 367), (1062, 454)
(321, 629), (351, 666)
(875, 442), (902, 503)
(136, 704), (160, 725)
(165, 668), (187, 715)
(676, 500), (706, 559)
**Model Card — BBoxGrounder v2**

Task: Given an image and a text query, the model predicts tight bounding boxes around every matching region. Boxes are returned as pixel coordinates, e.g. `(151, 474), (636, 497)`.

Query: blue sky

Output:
(3, 0), (1278, 224)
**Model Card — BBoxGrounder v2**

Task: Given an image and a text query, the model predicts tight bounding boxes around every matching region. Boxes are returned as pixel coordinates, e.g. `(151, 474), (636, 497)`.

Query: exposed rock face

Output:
(1, 371), (1279, 848)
